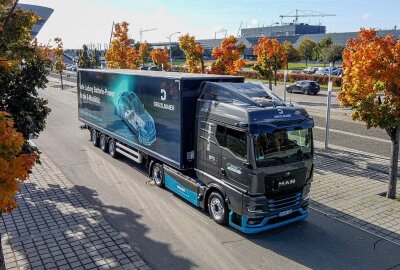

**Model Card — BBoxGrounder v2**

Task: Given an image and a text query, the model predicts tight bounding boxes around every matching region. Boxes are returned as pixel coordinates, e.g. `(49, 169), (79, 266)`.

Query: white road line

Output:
(310, 206), (400, 247)
(314, 126), (391, 143)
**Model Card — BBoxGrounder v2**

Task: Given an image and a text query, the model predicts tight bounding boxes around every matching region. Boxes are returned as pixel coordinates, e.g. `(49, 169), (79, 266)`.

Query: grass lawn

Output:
(286, 62), (328, 70)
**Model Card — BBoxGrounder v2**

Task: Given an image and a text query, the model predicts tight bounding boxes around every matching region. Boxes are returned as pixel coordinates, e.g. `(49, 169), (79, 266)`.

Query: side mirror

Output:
(244, 162), (253, 169)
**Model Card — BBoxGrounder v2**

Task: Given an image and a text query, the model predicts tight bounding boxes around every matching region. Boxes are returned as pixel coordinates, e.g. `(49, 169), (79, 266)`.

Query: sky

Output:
(19, 0), (400, 49)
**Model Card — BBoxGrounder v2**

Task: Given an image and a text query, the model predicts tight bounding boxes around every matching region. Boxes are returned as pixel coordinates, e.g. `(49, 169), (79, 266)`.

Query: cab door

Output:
(216, 126), (250, 190)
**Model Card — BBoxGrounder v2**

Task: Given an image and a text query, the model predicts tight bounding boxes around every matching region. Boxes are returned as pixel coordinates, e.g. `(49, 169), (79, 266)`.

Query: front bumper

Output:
(229, 207), (309, 234)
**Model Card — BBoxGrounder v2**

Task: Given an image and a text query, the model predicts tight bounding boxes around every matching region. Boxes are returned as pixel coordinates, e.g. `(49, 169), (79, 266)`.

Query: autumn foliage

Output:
(0, 112), (38, 214)
(138, 42), (151, 65)
(150, 46), (170, 70)
(179, 34), (205, 73)
(105, 22), (139, 69)
(338, 29), (400, 198)
(210, 36), (246, 75)
(253, 37), (287, 88)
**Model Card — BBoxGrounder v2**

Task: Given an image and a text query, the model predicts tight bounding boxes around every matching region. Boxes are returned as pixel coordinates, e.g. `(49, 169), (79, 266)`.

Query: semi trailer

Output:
(77, 69), (314, 233)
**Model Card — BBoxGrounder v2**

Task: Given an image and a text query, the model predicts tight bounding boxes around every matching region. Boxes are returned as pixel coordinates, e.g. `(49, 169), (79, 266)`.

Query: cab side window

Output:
(216, 125), (247, 159)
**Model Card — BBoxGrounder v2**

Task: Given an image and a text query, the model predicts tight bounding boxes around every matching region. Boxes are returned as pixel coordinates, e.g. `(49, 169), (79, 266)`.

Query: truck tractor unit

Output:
(78, 69), (314, 233)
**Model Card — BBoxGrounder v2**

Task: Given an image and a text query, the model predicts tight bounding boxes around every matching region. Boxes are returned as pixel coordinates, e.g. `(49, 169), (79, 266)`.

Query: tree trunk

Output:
(268, 78), (272, 91)
(305, 59), (308, 66)
(60, 72), (63, 90)
(274, 70), (277, 86)
(386, 126), (399, 199)
(201, 58), (205, 74)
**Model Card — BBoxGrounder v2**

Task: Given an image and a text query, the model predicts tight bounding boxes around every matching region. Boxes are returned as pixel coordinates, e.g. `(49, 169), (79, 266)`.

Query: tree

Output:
(78, 44), (91, 68)
(283, 41), (301, 68)
(150, 46), (170, 70)
(179, 34), (205, 73)
(297, 38), (316, 66)
(53, 37), (65, 90)
(0, 112), (38, 214)
(312, 36), (333, 62)
(105, 21), (139, 69)
(210, 35), (245, 75)
(338, 29), (400, 199)
(322, 44), (345, 65)
(138, 42), (150, 65)
(90, 48), (101, 68)
(253, 37), (287, 89)
(0, 2), (51, 152)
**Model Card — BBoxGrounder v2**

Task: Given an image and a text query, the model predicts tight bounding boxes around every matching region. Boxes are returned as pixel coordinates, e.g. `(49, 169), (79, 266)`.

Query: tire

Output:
(91, 130), (99, 147)
(99, 133), (108, 152)
(151, 162), (164, 187)
(208, 192), (229, 225)
(108, 139), (118, 158)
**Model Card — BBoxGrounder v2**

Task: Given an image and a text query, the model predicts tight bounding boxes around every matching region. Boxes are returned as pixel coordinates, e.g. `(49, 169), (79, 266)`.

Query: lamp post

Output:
(167, 31), (180, 70)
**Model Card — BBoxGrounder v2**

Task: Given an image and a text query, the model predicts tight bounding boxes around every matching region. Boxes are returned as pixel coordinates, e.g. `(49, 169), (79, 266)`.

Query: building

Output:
(17, 3), (53, 38)
(241, 23), (325, 38)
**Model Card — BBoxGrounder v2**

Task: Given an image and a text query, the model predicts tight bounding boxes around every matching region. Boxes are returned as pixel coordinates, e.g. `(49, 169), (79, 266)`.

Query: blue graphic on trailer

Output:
(117, 91), (156, 146)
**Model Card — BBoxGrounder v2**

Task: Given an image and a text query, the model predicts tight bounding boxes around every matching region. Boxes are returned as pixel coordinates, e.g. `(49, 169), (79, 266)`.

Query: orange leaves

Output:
(138, 42), (150, 65)
(105, 21), (139, 69)
(253, 37), (287, 69)
(0, 112), (38, 214)
(150, 46), (170, 71)
(210, 35), (246, 75)
(338, 28), (400, 129)
(179, 34), (205, 73)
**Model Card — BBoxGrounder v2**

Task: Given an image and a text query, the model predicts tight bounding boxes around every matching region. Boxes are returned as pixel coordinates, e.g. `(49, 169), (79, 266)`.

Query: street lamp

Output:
(167, 31), (180, 70)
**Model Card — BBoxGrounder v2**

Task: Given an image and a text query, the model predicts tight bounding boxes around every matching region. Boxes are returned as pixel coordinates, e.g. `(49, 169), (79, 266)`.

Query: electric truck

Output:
(77, 69), (314, 233)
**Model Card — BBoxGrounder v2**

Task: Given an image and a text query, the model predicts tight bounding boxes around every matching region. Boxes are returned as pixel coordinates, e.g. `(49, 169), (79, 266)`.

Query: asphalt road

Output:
(33, 78), (400, 269)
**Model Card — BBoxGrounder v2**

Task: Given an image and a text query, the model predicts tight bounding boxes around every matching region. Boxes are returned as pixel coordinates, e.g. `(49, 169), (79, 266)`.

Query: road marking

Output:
(314, 126), (391, 143)
(310, 206), (400, 247)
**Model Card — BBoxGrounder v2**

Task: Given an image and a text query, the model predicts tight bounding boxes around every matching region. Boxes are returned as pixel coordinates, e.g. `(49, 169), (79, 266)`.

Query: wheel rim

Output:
(109, 141), (115, 155)
(210, 197), (224, 220)
(92, 131), (97, 142)
(100, 135), (106, 149)
(153, 166), (162, 185)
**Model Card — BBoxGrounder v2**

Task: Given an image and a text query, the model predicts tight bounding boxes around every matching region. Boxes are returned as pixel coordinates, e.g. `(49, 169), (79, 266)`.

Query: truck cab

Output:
(195, 82), (313, 233)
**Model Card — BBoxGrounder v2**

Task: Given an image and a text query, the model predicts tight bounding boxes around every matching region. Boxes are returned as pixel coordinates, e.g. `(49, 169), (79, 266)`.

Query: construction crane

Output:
(139, 28), (157, 43)
(279, 10), (336, 24)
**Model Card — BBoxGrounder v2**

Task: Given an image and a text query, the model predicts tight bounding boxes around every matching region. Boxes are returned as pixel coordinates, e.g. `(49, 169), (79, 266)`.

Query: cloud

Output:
(362, 13), (369, 20)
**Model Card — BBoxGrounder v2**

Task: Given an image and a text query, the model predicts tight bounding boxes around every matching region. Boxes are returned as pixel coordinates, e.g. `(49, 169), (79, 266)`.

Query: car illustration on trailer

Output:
(118, 91), (156, 146)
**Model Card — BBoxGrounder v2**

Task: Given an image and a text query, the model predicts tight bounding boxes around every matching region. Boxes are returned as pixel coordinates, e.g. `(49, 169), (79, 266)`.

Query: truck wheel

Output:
(99, 133), (108, 152)
(151, 163), (164, 187)
(91, 130), (99, 147)
(108, 139), (118, 158)
(208, 192), (229, 225)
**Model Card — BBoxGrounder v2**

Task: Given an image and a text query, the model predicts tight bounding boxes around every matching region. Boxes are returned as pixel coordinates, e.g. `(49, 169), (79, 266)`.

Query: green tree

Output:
(283, 41), (300, 68)
(0, 2), (51, 153)
(323, 44), (344, 65)
(78, 44), (91, 68)
(90, 48), (101, 68)
(313, 36), (333, 62)
(297, 38), (316, 66)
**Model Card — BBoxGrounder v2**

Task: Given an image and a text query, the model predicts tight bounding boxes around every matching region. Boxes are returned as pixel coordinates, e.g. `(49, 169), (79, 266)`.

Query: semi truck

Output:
(77, 69), (314, 233)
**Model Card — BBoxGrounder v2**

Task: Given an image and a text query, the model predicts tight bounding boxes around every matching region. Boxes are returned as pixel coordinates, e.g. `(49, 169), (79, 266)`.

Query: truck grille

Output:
(267, 192), (302, 213)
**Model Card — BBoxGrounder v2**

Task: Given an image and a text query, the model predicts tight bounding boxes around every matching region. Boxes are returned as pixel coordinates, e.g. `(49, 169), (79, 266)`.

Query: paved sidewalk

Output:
(0, 152), (151, 270)
(311, 141), (400, 245)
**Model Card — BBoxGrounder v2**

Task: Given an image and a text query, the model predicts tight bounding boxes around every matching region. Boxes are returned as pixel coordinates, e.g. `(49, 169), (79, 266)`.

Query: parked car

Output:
(287, 80), (320, 95)
(303, 67), (318, 74)
(288, 70), (303, 74)
(139, 66), (149, 70)
(331, 68), (343, 76)
(118, 91), (156, 146)
(148, 66), (160, 71)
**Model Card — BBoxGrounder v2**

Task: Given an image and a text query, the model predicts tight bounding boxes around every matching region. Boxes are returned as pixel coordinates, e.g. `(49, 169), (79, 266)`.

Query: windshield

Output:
(254, 128), (312, 166)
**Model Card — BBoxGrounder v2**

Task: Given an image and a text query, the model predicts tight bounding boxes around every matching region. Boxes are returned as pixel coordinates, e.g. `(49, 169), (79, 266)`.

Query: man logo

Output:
(277, 109), (284, 114)
(278, 179), (296, 187)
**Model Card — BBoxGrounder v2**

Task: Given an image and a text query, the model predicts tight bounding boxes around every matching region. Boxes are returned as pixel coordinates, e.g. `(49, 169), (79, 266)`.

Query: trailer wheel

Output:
(208, 192), (229, 225)
(151, 163), (164, 187)
(99, 133), (108, 152)
(108, 139), (118, 158)
(91, 130), (99, 147)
